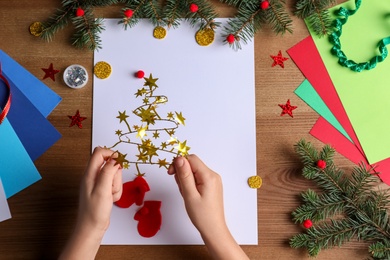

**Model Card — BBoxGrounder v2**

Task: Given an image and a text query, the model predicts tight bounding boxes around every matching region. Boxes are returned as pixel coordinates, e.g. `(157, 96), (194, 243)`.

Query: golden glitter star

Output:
(115, 130), (122, 136)
(135, 88), (147, 97)
(175, 112), (186, 125)
(138, 107), (156, 125)
(144, 74), (158, 88)
(153, 131), (160, 139)
(136, 125), (148, 139)
(167, 112), (174, 119)
(137, 153), (148, 163)
(117, 111), (129, 123)
(123, 162), (129, 169)
(168, 137), (178, 145)
(161, 142), (168, 149)
(158, 158), (169, 168)
(175, 140), (190, 155)
(113, 152), (129, 168)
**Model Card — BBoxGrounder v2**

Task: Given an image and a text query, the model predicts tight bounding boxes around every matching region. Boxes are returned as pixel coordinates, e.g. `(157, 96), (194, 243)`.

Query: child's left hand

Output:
(77, 147), (123, 234)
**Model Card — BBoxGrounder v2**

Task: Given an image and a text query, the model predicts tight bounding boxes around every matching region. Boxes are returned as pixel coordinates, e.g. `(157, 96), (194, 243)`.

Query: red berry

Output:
(124, 9), (134, 18)
(303, 219), (313, 229)
(136, 70), (145, 79)
(76, 7), (85, 17)
(260, 0), (270, 10)
(190, 3), (199, 13)
(226, 34), (235, 44)
(316, 160), (327, 169)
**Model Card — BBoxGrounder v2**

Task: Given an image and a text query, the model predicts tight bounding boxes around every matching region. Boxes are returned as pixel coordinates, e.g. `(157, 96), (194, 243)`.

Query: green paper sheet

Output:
(308, 0), (390, 164)
(294, 79), (352, 142)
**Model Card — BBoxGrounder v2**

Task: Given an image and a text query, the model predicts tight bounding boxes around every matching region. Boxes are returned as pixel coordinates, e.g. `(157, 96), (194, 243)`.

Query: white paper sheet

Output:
(0, 177), (11, 222)
(93, 19), (257, 245)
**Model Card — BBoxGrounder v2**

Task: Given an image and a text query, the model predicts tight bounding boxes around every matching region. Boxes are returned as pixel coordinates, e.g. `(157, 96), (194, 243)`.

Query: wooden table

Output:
(0, 0), (371, 259)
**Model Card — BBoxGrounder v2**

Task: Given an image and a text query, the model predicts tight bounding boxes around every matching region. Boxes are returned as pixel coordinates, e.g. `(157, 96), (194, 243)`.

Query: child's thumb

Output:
(174, 157), (197, 198)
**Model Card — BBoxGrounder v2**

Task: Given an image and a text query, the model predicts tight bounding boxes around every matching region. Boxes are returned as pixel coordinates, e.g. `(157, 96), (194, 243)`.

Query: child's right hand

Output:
(168, 155), (249, 260)
(167, 155), (226, 235)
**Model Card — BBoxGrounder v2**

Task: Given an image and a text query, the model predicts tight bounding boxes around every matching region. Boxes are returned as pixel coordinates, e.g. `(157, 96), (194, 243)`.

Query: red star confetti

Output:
(279, 99), (297, 118)
(271, 50), (289, 68)
(68, 110), (87, 129)
(42, 63), (60, 81)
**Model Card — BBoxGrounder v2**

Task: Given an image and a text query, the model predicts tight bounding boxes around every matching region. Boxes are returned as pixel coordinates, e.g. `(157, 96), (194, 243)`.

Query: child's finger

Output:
(112, 169), (123, 201)
(173, 156), (198, 199)
(85, 147), (115, 182)
(94, 158), (121, 195)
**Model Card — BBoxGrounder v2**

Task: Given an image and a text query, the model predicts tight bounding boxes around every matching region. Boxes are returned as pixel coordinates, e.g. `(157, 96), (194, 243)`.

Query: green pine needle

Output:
(291, 140), (390, 259)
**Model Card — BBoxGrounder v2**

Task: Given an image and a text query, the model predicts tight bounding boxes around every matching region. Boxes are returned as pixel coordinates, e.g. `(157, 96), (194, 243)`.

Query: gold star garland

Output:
(108, 73), (190, 176)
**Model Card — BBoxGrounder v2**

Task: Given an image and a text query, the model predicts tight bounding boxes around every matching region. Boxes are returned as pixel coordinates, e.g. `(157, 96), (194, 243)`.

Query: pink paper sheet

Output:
(288, 36), (390, 185)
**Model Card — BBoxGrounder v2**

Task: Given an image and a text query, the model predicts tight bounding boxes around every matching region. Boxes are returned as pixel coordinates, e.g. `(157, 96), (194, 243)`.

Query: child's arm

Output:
(168, 155), (249, 260)
(59, 147), (123, 260)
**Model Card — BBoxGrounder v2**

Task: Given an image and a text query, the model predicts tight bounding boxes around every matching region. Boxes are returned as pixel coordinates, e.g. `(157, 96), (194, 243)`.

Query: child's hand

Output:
(168, 155), (249, 260)
(60, 147), (123, 260)
(168, 155), (225, 236)
(77, 147), (123, 234)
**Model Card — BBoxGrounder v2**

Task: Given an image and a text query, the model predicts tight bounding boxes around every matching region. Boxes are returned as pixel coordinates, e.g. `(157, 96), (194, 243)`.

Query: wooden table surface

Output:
(0, 0), (373, 259)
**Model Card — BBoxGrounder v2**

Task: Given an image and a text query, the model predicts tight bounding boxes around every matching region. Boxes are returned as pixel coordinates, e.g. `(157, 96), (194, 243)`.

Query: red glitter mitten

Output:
(115, 176), (150, 208)
(134, 200), (162, 238)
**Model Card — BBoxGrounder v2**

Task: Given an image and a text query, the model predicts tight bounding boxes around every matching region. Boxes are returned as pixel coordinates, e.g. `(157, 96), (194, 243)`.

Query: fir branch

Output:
(291, 140), (390, 259)
(40, 0), (75, 42)
(142, 0), (165, 26)
(71, 8), (105, 50)
(294, 0), (336, 37)
(162, 0), (187, 29)
(266, 0), (293, 35)
(219, 0), (242, 7)
(119, 0), (145, 30)
(186, 0), (220, 30)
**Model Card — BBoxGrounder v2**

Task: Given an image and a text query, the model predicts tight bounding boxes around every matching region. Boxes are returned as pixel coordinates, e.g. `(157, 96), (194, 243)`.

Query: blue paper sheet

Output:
(0, 78), (61, 161)
(0, 50), (61, 117)
(0, 118), (41, 198)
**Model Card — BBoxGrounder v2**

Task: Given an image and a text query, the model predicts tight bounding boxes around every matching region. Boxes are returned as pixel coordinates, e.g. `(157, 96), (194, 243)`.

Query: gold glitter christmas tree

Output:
(107, 73), (190, 176)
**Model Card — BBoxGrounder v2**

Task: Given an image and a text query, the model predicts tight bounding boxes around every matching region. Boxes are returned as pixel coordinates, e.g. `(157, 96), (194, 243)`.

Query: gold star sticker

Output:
(153, 131), (160, 139)
(113, 152), (130, 168)
(137, 107), (156, 125)
(115, 130), (122, 136)
(161, 142), (168, 149)
(168, 136), (178, 145)
(167, 112), (174, 119)
(133, 125), (139, 130)
(123, 162), (129, 169)
(143, 97), (149, 104)
(175, 112), (186, 125)
(136, 125), (148, 139)
(144, 74), (158, 88)
(175, 140), (190, 155)
(158, 158), (169, 168)
(117, 111), (129, 123)
(167, 129), (175, 136)
(136, 152), (148, 163)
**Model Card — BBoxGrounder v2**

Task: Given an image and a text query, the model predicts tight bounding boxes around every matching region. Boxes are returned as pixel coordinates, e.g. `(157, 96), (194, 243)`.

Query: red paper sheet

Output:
(288, 36), (390, 185)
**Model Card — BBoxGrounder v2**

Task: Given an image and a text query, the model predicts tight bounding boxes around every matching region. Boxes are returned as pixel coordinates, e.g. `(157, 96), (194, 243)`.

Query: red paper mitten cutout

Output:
(115, 176), (150, 208)
(134, 200), (162, 238)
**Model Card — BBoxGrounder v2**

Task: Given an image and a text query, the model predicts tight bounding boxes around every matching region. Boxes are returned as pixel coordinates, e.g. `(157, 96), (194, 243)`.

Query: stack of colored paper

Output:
(0, 50), (62, 222)
(287, 0), (390, 185)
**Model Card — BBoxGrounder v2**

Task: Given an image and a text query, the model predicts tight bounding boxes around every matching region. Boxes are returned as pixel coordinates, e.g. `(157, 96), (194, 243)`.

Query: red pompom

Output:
(260, 0), (270, 10)
(134, 201), (162, 238)
(190, 3), (199, 13)
(76, 7), (85, 17)
(226, 34), (235, 44)
(115, 176), (150, 208)
(124, 9), (134, 18)
(303, 219), (313, 229)
(136, 70), (145, 79)
(316, 160), (327, 169)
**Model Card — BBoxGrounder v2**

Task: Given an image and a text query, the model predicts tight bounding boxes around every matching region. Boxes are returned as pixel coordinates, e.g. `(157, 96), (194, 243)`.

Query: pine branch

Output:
(294, 0), (336, 37)
(186, 0), (220, 30)
(40, 0), (75, 42)
(142, 0), (165, 26)
(266, 0), (293, 35)
(119, 0), (145, 30)
(291, 140), (390, 259)
(162, 0), (187, 29)
(71, 8), (105, 50)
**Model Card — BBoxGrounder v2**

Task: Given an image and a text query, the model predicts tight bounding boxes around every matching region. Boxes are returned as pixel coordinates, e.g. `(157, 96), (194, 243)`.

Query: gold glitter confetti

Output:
(195, 28), (215, 46)
(153, 26), (167, 40)
(29, 22), (44, 37)
(94, 61), (112, 79)
(248, 175), (262, 189)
